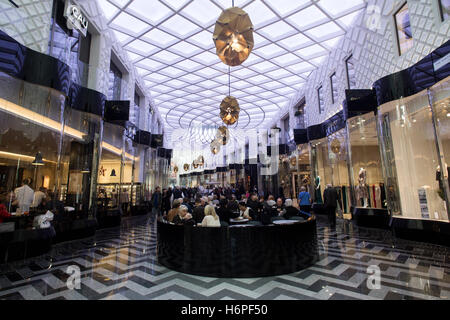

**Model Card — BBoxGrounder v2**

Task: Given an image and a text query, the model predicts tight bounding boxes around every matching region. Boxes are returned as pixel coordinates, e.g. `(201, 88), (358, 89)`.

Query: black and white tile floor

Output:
(0, 215), (449, 300)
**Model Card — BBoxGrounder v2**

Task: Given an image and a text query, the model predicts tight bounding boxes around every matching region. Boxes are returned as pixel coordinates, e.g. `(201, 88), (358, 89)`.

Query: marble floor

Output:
(0, 215), (449, 300)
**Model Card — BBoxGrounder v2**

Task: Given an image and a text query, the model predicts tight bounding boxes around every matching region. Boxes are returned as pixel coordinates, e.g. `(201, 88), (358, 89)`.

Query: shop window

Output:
(318, 86), (324, 114)
(295, 97), (306, 129)
(394, 3), (414, 56)
(439, 0), (450, 21)
(108, 61), (122, 100)
(330, 73), (338, 104)
(283, 116), (292, 142)
(133, 89), (141, 127)
(345, 55), (356, 90)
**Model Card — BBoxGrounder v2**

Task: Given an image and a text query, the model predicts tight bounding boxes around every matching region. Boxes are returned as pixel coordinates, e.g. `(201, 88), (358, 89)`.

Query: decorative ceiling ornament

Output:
(184, 164), (190, 172)
(213, 7), (254, 67)
(330, 139), (341, 154)
(173, 166), (179, 174)
(216, 126), (230, 145)
(210, 140), (221, 155)
(220, 96), (240, 126)
(192, 162), (199, 169)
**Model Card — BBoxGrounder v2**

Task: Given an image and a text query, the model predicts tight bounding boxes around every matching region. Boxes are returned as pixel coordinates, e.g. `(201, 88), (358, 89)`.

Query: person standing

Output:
(151, 187), (162, 217)
(298, 186), (312, 213)
(13, 178), (34, 214)
(323, 184), (338, 228)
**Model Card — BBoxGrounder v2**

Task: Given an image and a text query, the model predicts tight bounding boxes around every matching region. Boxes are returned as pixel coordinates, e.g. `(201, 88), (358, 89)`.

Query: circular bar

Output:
(157, 218), (319, 278)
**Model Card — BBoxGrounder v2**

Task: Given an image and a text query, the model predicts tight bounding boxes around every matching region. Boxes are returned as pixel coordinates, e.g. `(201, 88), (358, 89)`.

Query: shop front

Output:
(374, 39), (450, 244)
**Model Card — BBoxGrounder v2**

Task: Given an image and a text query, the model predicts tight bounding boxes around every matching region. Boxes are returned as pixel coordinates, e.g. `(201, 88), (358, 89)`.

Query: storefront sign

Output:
(434, 52), (450, 72)
(418, 188), (430, 219)
(64, 1), (88, 37)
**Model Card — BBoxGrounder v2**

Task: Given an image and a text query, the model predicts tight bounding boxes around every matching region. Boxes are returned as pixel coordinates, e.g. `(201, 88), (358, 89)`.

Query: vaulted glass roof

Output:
(97, 0), (367, 144)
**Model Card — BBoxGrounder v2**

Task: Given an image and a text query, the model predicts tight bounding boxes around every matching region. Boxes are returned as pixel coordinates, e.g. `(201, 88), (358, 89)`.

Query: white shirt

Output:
(201, 215), (221, 227)
(15, 185), (34, 212)
(32, 191), (46, 207)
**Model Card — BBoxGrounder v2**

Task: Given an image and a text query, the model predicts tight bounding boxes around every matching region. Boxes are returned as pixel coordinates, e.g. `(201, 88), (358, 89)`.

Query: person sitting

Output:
(216, 198), (238, 223)
(276, 198), (285, 216)
(166, 199), (181, 223)
(261, 197), (278, 225)
(227, 195), (239, 214)
(212, 195), (220, 207)
(0, 203), (11, 223)
(283, 199), (301, 220)
(13, 178), (34, 214)
(172, 205), (196, 226)
(238, 202), (256, 220)
(201, 205), (221, 228)
(192, 198), (205, 224)
(32, 187), (47, 208)
(183, 197), (193, 213)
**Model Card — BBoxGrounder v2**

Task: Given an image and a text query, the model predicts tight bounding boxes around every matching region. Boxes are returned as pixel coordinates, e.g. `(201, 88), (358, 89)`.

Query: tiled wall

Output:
(280, 0), (450, 130)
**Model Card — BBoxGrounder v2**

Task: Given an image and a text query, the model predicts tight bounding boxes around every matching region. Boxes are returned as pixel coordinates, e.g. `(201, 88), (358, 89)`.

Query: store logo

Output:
(66, 265), (81, 290)
(64, 1), (88, 37)
(367, 265), (381, 290)
(325, 120), (339, 137)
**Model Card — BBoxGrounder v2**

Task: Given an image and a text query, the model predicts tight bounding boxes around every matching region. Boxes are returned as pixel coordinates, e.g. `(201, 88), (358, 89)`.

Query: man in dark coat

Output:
(323, 184), (338, 228)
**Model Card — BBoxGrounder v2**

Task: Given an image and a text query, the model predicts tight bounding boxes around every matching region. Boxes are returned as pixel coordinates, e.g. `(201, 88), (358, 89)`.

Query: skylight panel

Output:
(160, 14), (200, 37)
(187, 30), (214, 48)
(111, 11), (149, 35)
(193, 51), (219, 64)
(97, 0), (118, 20)
(181, 0), (222, 27)
(169, 41), (200, 56)
(272, 53), (301, 66)
(152, 50), (182, 63)
(296, 44), (327, 58)
(258, 20), (296, 39)
(174, 59), (202, 71)
(254, 43), (284, 58)
(305, 21), (343, 40)
(136, 59), (164, 71)
(142, 28), (178, 47)
(127, 0), (172, 25)
(251, 61), (278, 73)
(287, 6), (328, 30)
(263, 0), (311, 16)
(125, 39), (158, 55)
(278, 33), (312, 50)
(317, 0), (365, 17)
(242, 0), (277, 27)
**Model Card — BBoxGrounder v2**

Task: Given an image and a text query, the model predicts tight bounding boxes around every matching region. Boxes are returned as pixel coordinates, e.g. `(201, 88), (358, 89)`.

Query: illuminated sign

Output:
(64, 1), (88, 37)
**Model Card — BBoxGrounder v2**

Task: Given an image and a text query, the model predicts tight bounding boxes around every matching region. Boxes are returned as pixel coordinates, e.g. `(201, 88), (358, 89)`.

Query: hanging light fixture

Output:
(216, 126), (230, 145)
(184, 164), (190, 172)
(220, 96), (240, 126)
(173, 166), (179, 174)
(213, 7), (254, 67)
(211, 140), (221, 155)
(32, 152), (44, 166)
(110, 169), (117, 177)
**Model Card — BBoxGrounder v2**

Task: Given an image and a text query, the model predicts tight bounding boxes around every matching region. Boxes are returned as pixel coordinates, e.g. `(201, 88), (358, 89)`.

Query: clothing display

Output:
(356, 168), (369, 207)
(314, 176), (323, 204)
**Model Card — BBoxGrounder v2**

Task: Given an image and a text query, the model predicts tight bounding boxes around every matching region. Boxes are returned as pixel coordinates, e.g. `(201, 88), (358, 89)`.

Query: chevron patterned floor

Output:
(0, 215), (449, 300)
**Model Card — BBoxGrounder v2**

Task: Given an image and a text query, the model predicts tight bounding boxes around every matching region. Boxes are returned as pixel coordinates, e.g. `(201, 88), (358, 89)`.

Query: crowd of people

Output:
(150, 185), (313, 227)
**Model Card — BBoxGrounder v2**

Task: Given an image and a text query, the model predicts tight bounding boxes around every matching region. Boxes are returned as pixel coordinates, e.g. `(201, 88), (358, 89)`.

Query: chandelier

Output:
(211, 140), (221, 155)
(220, 96), (240, 126)
(213, 7), (254, 67)
(216, 126), (230, 145)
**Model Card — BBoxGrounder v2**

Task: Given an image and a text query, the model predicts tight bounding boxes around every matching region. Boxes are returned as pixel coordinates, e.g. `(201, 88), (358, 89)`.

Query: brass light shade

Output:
(220, 96), (240, 126)
(173, 166), (179, 174)
(216, 126), (230, 145)
(211, 140), (221, 155)
(184, 164), (190, 172)
(330, 139), (341, 154)
(213, 7), (254, 66)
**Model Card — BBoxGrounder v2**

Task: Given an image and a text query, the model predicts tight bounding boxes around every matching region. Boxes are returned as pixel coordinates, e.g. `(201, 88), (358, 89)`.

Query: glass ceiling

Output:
(97, 0), (367, 145)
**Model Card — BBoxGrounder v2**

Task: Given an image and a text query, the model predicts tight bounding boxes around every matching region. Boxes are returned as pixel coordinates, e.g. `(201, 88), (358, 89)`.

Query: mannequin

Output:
(356, 168), (369, 207)
(315, 176), (323, 204)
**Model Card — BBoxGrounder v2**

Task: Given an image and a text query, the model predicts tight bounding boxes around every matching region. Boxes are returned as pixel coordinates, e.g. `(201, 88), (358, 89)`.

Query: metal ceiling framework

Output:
(97, 0), (367, 145)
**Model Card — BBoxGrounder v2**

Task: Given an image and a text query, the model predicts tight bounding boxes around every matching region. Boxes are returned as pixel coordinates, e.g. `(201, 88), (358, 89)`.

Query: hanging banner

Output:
(64, 0), (88, 37)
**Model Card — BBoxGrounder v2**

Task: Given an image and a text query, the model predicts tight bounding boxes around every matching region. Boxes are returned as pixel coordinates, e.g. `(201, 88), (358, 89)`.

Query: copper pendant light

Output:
(330, 139), (341, 154)
(211, 140), (221, 155)
(220, 96), (240, 126)
(184, 164), (190, 172)
(216, 126), (230, 145)
(213, 7), (254, 67)
(173, 166), (179, 174)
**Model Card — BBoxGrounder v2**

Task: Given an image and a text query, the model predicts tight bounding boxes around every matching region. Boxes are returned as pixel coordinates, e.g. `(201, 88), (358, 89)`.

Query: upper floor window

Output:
(330, 73), (338, 104)
(439, 0), (450, 21)
(295, 98), (306, 129)
(283, 116), (292, 142)
(108, 61), (122, 100)
(395, 3), (414, 56)
(133, 89), (141, 126)
(345, 55), (356, 89)
(318, 86), (324, 114)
